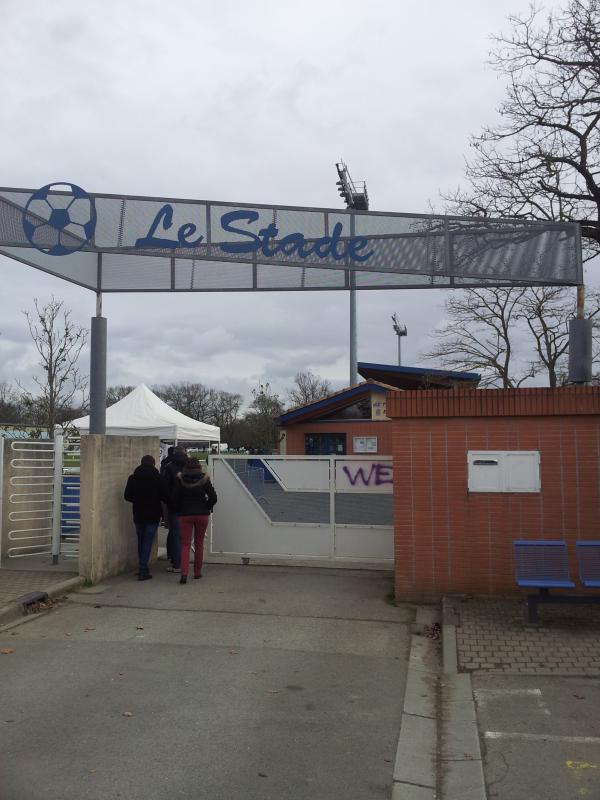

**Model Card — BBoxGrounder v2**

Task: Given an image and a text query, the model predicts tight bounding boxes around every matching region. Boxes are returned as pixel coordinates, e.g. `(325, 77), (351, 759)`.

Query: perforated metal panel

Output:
(0, 185), (583, 292)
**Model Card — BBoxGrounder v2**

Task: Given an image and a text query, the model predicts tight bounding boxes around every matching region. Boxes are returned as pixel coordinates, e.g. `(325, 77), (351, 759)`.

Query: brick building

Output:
(278, 362), (480, 457)
(386, 386), (600, 601)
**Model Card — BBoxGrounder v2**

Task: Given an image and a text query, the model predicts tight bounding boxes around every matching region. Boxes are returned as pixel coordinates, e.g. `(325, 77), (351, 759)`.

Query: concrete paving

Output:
(0, 564), (412, 800)
(473, 674), (600, 800)
(446, 595), (600, 798)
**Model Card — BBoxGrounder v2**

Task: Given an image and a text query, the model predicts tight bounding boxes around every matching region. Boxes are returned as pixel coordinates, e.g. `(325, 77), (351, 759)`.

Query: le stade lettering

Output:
(134, 205), (374, 263)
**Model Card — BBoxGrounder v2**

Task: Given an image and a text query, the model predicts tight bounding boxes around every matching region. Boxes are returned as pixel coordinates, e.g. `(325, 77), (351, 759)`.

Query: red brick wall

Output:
(388, 387), (600, 601)
(283, 420), (393, 455)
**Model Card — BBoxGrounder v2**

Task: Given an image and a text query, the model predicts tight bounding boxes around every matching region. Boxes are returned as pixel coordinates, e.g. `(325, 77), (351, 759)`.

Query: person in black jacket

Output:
(171, 458), (217, 584)
(161, 446), (188, 572)
(124, 455), (167, 581)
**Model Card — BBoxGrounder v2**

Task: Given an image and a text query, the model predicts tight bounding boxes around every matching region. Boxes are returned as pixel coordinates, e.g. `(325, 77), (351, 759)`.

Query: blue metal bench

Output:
(513, 540), (600, 622)
(576, 541), (600, 588)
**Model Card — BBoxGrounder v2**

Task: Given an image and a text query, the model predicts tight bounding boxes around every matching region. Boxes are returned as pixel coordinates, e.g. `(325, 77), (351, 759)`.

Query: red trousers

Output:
(178, 515), (209, 577)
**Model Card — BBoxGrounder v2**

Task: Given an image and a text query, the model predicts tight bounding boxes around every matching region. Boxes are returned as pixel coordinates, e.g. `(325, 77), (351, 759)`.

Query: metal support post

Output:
(569, 285), (592, 384)
(89, 293), (107, 434)
(0, 437), (4, 563)
(51, 431), (64, 564)
(577, 284), (585, 319)
(397, 335), (402, 367)
(349, 214), (358, 386)
(349, 273), (357, 385)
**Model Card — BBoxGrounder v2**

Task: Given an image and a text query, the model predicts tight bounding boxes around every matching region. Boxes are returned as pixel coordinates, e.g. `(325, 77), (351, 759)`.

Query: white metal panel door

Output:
(210, 458), (331, 558)
(209, 455), (394, 565)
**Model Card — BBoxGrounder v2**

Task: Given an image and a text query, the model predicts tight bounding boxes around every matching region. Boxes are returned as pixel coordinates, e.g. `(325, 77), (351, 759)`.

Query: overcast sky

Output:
(0, 0), (579, 405)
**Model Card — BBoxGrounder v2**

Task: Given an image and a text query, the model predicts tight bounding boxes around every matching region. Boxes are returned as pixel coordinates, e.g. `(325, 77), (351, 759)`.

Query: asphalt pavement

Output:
(0, 564), (412, 800)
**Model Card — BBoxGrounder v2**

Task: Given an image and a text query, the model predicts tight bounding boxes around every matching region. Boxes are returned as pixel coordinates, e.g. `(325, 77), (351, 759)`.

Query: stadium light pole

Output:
(391, 313), (408, 366)
(335, 161), (369, 386)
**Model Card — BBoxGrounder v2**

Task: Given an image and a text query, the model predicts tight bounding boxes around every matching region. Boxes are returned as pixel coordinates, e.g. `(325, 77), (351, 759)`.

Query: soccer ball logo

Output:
(23, 182), (96, 256)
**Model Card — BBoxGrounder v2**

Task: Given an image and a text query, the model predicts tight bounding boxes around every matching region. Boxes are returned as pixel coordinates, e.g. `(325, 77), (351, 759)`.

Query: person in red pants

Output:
(171, 458), (217, 584)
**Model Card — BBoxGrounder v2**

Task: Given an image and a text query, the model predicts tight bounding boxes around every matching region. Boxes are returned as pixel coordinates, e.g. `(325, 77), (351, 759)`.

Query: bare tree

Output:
(425, 286), (600, 386)
(422, 288), (532, 387)
(106, 385), (135, 406)
(286, 370), (331, 407)
(154, 382), (215, 421)
(0, 382), (22, 424)
(20, 298), (88, 436)
(243, 382), (283, 451)
(444, 0), (600, 256)
(210, 390), (243, 442)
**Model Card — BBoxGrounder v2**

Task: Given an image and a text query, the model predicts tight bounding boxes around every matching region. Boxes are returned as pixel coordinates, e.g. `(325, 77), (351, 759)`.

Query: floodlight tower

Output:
(335, 161), (369, 386)
(391, 313), (408, 366)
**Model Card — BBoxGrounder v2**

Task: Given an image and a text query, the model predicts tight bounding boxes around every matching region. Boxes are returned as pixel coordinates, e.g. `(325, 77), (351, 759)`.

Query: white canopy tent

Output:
(71, 384), (220, 442)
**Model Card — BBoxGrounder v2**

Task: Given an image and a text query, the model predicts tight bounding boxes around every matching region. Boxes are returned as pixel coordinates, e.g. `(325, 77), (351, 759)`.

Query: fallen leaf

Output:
(65, 633), (72, 637)
(94, 604), (101, 609)
(266, 689), (281, 694)
(229, 650), (238, 655)
(84, 627), (96, 632)
(88, 769), (97, 774)
(118, 672), (124, 677)
(573, 694), (585, 700)
(122, 711), (133, 717)
(136, 625), (144, 630)
(258, 772), (268, 778)
(10, 631), (18, 636)
(0, 648), (15, 655)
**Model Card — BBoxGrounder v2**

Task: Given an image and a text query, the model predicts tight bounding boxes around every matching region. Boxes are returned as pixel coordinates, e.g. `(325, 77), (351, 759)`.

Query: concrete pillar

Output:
(79, 435), (160, 582)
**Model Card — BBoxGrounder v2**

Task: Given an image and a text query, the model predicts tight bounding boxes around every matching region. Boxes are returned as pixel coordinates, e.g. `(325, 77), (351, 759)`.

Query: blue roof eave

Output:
(278, 383), (387, 426)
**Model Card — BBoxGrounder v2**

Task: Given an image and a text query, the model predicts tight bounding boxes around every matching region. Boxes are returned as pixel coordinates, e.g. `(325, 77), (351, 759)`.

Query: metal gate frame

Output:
(209, 454), (394, 565)
(0, 433), (81, 564)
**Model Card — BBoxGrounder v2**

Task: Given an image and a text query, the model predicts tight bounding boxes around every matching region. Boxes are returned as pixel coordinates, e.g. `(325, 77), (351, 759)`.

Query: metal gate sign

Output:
(0, 182), (582, 292)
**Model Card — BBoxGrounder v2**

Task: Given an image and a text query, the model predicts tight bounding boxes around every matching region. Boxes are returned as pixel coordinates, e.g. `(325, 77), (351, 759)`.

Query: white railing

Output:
(8, 439), (56, 558)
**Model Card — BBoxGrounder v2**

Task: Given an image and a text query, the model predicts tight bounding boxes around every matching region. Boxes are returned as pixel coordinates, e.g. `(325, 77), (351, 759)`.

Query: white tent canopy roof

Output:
(71, 384), (220, 442)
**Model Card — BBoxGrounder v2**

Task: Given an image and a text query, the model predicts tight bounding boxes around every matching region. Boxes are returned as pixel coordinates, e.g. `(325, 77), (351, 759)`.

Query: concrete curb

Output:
(440, 597), (487, 800)
(392, 606), (440, 800)
(0, 575), (85, 629)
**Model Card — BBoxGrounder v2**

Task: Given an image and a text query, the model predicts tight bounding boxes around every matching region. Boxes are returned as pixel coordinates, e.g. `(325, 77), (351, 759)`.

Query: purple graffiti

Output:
(342, 463), (393, 487)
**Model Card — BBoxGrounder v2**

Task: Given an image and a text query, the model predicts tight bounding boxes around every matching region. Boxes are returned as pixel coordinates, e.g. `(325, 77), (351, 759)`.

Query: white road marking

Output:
(485, 732), (600, 744)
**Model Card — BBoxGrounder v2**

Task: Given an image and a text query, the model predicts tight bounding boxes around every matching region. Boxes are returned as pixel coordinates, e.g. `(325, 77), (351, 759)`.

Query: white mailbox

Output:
(467, 451), (540, 493)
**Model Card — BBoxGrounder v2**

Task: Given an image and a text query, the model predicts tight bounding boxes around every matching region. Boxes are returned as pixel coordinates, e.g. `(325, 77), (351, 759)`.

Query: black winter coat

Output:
(161, 458), (187, 510)
(171, 466), (217, 517)
(124, 464), (168, 524)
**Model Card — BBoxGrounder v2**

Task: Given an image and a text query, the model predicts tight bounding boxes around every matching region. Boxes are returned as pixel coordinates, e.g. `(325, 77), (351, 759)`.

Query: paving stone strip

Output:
(450, 597), (600, 676)
(0, 570), (75, 607)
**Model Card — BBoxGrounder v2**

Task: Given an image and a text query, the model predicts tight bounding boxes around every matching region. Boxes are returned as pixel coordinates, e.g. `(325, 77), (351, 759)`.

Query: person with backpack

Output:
(124, 455), (168, 581)
(171, 457), (217, 584)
